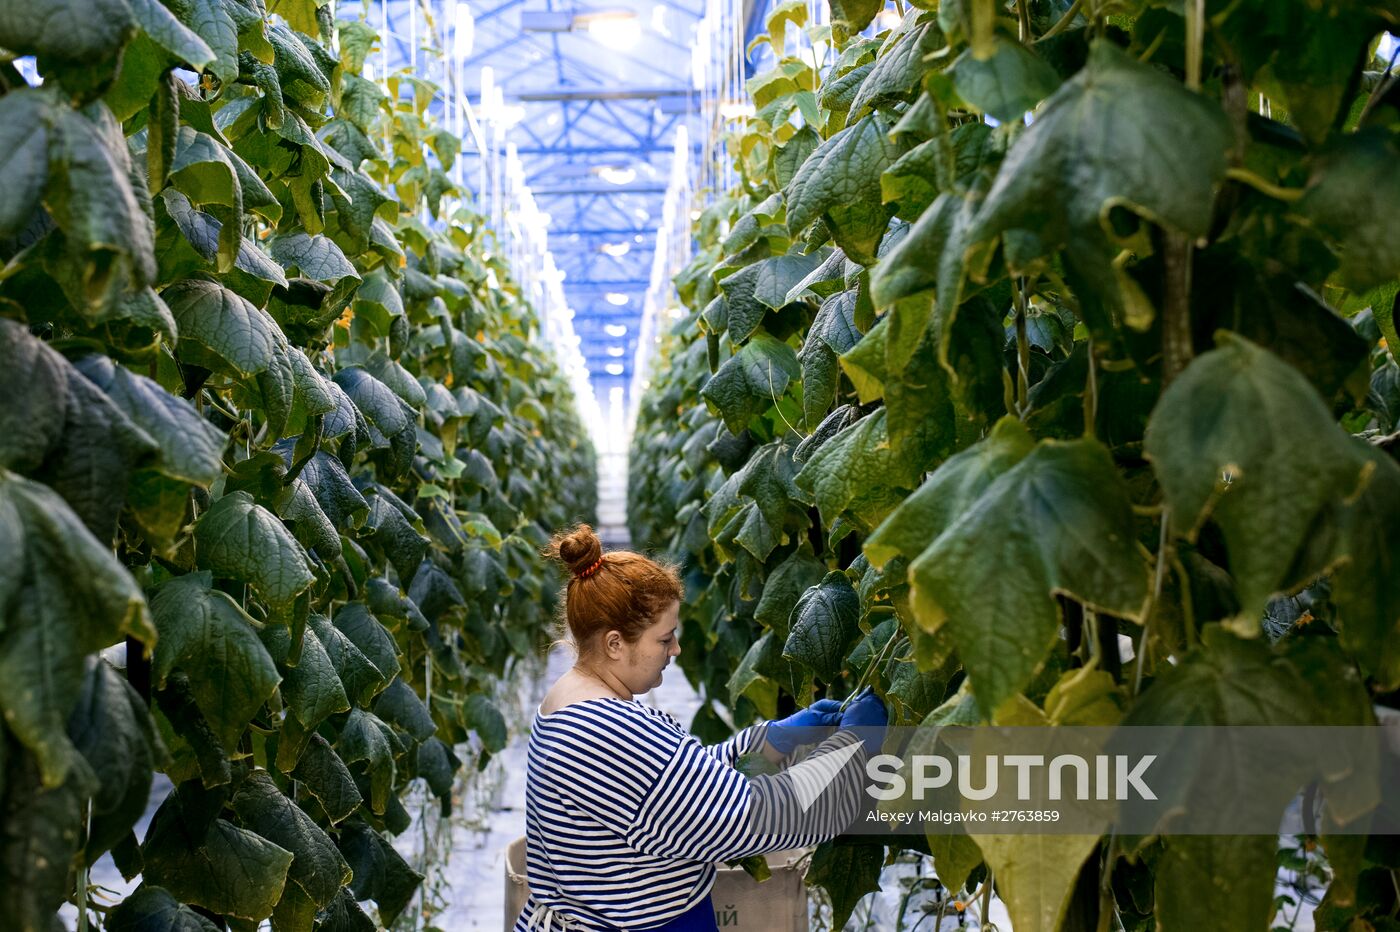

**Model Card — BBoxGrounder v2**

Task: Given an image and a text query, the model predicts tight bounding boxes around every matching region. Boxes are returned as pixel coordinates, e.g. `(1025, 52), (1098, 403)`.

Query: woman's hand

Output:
(839, 686), (888, 756)
(764, 698), (845, 755)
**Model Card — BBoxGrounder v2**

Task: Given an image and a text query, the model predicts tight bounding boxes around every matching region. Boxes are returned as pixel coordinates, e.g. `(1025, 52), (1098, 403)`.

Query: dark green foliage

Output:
(0, 7), (596, 928)
(630, 3), (1400, 927)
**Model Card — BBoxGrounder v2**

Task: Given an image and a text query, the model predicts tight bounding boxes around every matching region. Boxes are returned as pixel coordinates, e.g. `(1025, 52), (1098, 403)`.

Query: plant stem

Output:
(1161, 233), (1194, 383)
(980, 871), (995, 926)
(840, 630), (908, 711)
(1014, 279), (1030, 415)
(1185, 0), (1205, 92)
(1133, 510), (1171, 695)
(1039, 0), (1083, 40)
(1083, 341), (1098, 438)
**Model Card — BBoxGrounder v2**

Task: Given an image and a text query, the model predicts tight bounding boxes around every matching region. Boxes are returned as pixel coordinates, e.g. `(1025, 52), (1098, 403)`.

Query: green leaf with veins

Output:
(164, 278), (284, 378)
(183, 0), (239, 82)
(0, 471), (153, 787)
(1144, 333), (1371, 626)
(149, 573), (281, 748)
(0, 88), (54, 238)
(0, 0), (135, 64)
(866, 416), (1034, 569)
(337, 708), (397, 812)
(786, 114), (905, 265)
(129, 0), (215, 70)
(262, 622), (350, 729)
(106, 886), (221, 932)
(309, 613), (389, 710)
(849, 13), (947, 120)
(783, 571), (862, 681)
(337, 820), (423, 927)
(910, 438), (1147, 711)
(195, 491), (316, 609)
(969, 41), (1231, 252)
(755, 546), (828, 636)
(700, 334), (800, 434)
(719, 252), (828, 343)
(48, 104), (158, 305)
(74, 356), (227, 487)
(950, 35), (1060, 123)
(795, 408), (939, 528)
(231, 770), (352, 907)
(143, 814), (293, 922)
(292, 734), (363, 824)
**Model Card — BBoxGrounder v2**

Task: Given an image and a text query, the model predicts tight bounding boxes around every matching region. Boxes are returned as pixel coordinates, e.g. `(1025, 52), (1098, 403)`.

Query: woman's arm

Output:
(699, 721), (770, 767)
(622, 730), (868, 863)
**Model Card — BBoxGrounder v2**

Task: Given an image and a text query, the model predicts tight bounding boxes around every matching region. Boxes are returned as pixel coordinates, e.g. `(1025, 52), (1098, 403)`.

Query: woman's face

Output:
(623, 601), (682, 693)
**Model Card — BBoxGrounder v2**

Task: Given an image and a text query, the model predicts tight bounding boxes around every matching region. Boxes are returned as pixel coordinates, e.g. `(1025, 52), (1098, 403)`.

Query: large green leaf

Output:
(950, 35), (1060, 122)
(231, 770), (352, 907)
(699, 334), (800, 434)
(106, 885), (221, 932)
(786, 114), (904, 264)
(129, 0), (215, 71)
(909, 438), (1148, 711)
(794, 408), (938, 528)
(310, 613), (390, 707)
(1298, 128), (1400, 291)
(149, 572), (282, 748)
(755, 546), (828, 635)
(973, 833), (1100, 932)
(865, 416), (1034, 568)
(333, 366), (415, 443)
(336, 708), (397, 813)
(75, 355), (227, 486)
(0, 472), (153, 787)
(48, 103), (158, 307)
(0, 88), (54, 238)
(782, 571), (861, 681)
(194, 491), (316, 609)
(183, 0), (238, 83)
(0, 0), (135, 64)
(1143, 333), (1370, 625)
(969, 41), (1231, 250)
(261, 623), (350, 729)
(718, 252), (827, 343)
(144, 811), (293, 922)
(337, 820), (423, 927)
(333, 602), (402, 685)
(164, 278), (285, 378)
(69, 658), (165, 860)
(291, 734), (362, 824)
(849, 13), (946, 119)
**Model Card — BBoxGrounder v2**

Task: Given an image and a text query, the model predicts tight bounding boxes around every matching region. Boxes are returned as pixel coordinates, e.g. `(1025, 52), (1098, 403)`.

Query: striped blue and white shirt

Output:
(515, 697), (867, 932)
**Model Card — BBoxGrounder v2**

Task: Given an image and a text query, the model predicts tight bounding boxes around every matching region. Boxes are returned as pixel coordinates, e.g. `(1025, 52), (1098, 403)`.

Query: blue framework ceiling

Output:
(460, 0), (707, 400)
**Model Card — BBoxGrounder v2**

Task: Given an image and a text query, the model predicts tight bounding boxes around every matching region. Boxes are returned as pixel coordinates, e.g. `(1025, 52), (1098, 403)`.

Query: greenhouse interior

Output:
(2, 0), (1399, 929)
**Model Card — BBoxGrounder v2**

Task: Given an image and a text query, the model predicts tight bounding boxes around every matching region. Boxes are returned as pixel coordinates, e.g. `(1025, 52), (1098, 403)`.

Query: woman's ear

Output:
(603, 629), (624, 659)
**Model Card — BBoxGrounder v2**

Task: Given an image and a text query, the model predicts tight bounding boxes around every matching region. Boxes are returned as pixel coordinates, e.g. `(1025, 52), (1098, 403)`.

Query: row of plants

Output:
(630, 0), (1400, 928)
(0, 0), (596, 928)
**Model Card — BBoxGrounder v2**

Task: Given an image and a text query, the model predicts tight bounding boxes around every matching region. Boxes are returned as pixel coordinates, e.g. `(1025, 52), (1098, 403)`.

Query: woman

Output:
(515, 525), (888, 932)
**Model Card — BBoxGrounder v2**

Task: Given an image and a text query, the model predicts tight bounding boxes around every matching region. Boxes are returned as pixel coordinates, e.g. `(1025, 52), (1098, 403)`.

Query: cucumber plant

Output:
(630, 1), (1400, 928)
(0, 0), (596, 928)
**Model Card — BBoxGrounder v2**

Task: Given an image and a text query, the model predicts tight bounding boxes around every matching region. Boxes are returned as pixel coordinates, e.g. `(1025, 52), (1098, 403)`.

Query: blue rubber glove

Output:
(839, 686), (888, 756)
(765, 698), (845, 754)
